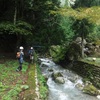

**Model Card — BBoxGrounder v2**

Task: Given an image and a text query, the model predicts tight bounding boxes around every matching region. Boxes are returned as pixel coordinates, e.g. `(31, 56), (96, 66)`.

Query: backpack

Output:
(16, 52), (20, 58)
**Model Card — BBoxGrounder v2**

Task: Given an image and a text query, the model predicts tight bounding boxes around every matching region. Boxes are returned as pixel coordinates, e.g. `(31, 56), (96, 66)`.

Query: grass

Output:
(0, 59), (37, 100)
(81, 57), (100, 66)
(0, 52), (48, 100)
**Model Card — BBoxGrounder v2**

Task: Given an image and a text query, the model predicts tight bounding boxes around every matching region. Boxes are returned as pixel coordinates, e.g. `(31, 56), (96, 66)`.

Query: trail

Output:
(18, 63), (38, 100)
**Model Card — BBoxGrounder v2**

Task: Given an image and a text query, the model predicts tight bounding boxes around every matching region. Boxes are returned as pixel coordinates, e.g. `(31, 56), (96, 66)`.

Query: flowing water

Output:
(39, 58), (99, 100)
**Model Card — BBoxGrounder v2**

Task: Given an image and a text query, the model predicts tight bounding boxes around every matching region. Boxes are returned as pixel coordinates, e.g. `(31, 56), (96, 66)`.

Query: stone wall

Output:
(70, 61), (100, 89)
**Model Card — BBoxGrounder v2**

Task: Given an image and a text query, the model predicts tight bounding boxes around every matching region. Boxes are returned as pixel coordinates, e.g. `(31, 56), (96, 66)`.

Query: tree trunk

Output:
(14, 1), (17, 25)
(21, 0), (24, 19)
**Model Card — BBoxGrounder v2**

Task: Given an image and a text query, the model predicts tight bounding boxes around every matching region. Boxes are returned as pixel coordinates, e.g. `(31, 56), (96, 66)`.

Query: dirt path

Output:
(18, 64), (37, 100)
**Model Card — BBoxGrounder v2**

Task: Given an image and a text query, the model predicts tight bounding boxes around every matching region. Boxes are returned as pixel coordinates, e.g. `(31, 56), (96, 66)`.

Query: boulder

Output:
(55, 77), (65, 84)
(52, 71), (63, 79)
(52, 71), (65, 84)
(75, 83), (84, 90)
(68, 75), (78, 83)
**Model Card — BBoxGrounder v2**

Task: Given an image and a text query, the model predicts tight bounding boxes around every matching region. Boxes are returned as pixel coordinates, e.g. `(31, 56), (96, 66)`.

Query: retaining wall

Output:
(70, 61), (100, 88)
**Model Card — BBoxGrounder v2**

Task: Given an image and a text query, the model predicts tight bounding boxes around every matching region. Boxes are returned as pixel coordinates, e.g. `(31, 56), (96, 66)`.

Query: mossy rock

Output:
(83, 84), (100, 96)
(49, 45), (66, 62)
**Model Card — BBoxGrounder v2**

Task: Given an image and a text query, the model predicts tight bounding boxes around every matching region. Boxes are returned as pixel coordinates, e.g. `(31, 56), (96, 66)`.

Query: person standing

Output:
(28, 47), (34, 63)
(16, 46), (24, 71)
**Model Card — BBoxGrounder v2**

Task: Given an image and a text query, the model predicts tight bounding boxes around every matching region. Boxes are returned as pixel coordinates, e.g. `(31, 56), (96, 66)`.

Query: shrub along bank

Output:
(36, 64), (48, 100)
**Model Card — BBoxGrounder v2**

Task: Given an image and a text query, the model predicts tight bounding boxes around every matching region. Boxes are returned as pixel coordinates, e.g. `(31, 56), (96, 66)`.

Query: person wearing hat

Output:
(28, 47), (34, 63)
(16, 46), (24, 71)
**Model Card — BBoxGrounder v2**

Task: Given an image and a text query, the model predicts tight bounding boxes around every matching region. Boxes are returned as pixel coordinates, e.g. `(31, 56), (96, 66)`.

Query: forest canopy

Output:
(0, 0), (100, 53)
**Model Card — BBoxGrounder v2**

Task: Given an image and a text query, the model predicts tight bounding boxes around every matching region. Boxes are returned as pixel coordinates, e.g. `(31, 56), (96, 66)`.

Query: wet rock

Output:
(68, 77), (75, 83)
(48, 68), (54, 72)
(55, 77), (65, 84)
(52, 71), (63, 79)
(52, 71), (65, 84)
(68, 75), (78, 83)
(75, 83), (84, 90)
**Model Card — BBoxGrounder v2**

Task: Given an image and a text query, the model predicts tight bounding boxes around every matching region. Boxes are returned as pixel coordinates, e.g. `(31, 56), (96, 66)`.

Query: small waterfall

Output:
(39, 58), (99, 100)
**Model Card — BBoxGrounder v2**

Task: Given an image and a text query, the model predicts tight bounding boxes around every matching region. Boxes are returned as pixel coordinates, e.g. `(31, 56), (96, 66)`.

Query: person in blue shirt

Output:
(16, 46), (24, 71)
(28, 47), (34, 63)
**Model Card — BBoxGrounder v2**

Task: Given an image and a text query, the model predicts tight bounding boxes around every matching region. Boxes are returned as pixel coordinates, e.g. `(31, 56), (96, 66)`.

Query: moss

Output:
(28, 65), (36, 88)
(23, 64), (37, 99)
(83, 84), (100, 96)
(81, 57), (100, 66)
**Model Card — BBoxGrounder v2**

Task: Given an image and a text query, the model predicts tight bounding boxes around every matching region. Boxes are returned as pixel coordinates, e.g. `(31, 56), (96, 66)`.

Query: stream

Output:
(39, 58), (99, 100)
